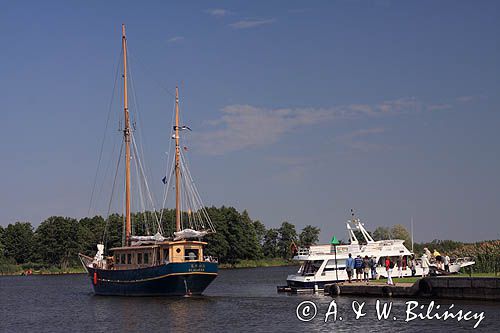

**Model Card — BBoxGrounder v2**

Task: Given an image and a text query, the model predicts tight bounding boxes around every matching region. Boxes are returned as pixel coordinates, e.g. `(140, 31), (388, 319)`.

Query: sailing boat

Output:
(78, 25), (218, 296)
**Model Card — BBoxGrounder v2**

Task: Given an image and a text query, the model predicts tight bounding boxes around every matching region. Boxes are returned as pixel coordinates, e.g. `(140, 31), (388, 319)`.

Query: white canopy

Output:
(174, 228), (208, 241)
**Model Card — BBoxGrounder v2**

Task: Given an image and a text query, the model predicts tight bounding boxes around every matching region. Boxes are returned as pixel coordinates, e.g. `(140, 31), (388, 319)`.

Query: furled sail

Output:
(173, 228), (208, 241)
(130, 232), (165, 242)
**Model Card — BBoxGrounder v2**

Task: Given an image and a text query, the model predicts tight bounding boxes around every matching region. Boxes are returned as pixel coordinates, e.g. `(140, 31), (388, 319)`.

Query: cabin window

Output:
(185, 249), (199, 261)
(163, 249), (169, 262)
(121, 254), (126, 264)
(137, 253), (143, 265)
(115, 254), (121, 264)
(324, 259), (346, 271)
(127, 253), (132, 264)
(144, 252), (149, 264)
(301, 260), (323, 276)
(176, 248), (181, 253)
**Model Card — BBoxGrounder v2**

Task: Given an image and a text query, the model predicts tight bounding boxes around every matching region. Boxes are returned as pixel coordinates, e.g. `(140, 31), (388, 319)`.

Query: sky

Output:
(1, 0), (499, 243)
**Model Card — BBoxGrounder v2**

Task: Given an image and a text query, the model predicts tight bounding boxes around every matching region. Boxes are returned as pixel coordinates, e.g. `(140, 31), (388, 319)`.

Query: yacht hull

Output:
(86, 262), (218, 296)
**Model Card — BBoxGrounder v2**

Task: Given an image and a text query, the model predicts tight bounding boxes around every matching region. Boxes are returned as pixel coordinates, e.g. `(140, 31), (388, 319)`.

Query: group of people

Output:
(346, 249), (452, 285)
(384, 255), (410, 285)
(421, 247), (450, 277)
(345, 253), (377, 283)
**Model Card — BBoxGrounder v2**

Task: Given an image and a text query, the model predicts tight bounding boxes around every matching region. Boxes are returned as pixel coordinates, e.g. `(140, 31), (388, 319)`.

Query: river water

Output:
(1, 266), (498, 332)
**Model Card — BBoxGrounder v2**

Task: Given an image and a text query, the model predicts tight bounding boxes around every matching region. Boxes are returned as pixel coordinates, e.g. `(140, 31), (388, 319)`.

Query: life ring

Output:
(419, 278), (433, 296)
(329, 284), (341, 296)
(93, 271), (98, 285)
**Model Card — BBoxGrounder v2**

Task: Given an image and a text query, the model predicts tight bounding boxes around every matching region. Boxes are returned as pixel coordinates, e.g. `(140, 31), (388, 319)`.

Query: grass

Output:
(0, 264), (86, 276)
(219, 258), (296, 269)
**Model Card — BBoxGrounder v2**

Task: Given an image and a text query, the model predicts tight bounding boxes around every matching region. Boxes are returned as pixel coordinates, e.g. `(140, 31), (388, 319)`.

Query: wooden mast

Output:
(122, 24), (132, 245)
(174, 87), (181, 232)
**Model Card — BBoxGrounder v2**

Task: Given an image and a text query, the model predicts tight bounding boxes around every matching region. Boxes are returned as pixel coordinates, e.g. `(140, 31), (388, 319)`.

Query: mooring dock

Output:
(324, 277), (500, 301)
(278, 277), (500, 301)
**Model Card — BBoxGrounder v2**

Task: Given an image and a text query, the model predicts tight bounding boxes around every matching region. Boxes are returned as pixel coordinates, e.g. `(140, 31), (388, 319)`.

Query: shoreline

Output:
(0, 259), (299, 276)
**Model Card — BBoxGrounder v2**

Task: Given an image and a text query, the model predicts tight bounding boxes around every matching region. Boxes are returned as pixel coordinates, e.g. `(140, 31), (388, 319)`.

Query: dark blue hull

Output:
(87, 262), (218, 296)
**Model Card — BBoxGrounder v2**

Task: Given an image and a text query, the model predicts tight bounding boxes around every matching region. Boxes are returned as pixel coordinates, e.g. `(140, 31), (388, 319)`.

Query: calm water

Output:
(1, 266), (498, 332)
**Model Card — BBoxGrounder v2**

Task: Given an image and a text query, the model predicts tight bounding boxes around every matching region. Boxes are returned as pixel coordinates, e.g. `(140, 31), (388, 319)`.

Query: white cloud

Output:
(456, 95), (475, 103)
(167, 36), (184, 43)
(192, 99), (417, 155)
(206, 8), (231, 18)
(426, 103), (452, 111)
(339, 128), (390, 152)
(229, 19), (275, 29)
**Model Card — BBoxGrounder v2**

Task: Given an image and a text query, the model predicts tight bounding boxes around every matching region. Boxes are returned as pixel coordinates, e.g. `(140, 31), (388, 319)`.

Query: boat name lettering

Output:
(189, 263), (206, 272)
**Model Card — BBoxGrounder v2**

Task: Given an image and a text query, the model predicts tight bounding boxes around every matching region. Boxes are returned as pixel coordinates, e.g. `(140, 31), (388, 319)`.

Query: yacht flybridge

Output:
(286, 213), (475, 289)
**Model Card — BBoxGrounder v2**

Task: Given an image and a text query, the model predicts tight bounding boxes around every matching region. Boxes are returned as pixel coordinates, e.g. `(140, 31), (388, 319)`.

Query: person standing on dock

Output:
(385, 256), (394, 285)
(409, 255), (416, 276)
(346, 253), (354, 283)
(354, 255), (363, 282)
(396, 256), (403, 278)
(434, 249), (442, 270)
(369, 256), (377, 280)
(421, 253), (430, 277)
(363, 255), (370, 282)
(443, 253), (450, 273)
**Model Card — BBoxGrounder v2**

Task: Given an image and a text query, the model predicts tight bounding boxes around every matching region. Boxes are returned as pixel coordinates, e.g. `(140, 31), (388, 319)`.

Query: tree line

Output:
(1, 209), (498, 273)
(0, 206), (320, 270)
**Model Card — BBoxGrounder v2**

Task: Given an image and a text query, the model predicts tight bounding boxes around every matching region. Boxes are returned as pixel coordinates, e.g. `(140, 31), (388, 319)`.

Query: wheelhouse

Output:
(110, 240), (206, 270)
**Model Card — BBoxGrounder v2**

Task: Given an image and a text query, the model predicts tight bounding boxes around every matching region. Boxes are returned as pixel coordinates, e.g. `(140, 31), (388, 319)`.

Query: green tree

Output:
(253, 220), (266, 245)
(204, 206), (230, 262)
(263, 228), (279, 258)
(278, 221), (297, 259)
(103, 213), (124, 250)
(299, 225), (320, 247)
(203, 206), (262, 263)
(3, 222), (34, 264)
(0, 225), (4, 258)
(240, 210), (263, 259)
(35, 216), (79, 269)
(373, 226), (392, 241)
(77, 216), (106, 256)
(391, 224), (412, 247)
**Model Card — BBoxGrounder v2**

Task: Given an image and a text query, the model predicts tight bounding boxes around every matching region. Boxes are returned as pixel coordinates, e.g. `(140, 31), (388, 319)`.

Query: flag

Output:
(162, 176), (167, 184)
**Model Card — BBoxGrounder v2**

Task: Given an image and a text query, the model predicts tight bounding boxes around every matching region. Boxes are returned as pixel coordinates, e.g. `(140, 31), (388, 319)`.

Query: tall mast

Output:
(174, 87), (181, 232)
(122, 24), (132, 245)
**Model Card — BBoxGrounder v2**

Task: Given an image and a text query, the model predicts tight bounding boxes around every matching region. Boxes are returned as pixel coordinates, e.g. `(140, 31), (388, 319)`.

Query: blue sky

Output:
(1, 0), (499, 243)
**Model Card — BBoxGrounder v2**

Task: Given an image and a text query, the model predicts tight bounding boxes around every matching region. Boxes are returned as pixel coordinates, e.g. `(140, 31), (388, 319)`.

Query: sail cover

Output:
(174, 228), (208, 240)
(130, 232), (165, 242)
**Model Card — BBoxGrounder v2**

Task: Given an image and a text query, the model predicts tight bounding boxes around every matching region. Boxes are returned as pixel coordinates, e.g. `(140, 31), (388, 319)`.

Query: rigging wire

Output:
(131, 133), (162, 234)
(101, 141), (124, 248)
(128, 51), (176, 98)
(159, 98), (177, 223)
(88, 48), (122, 216)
